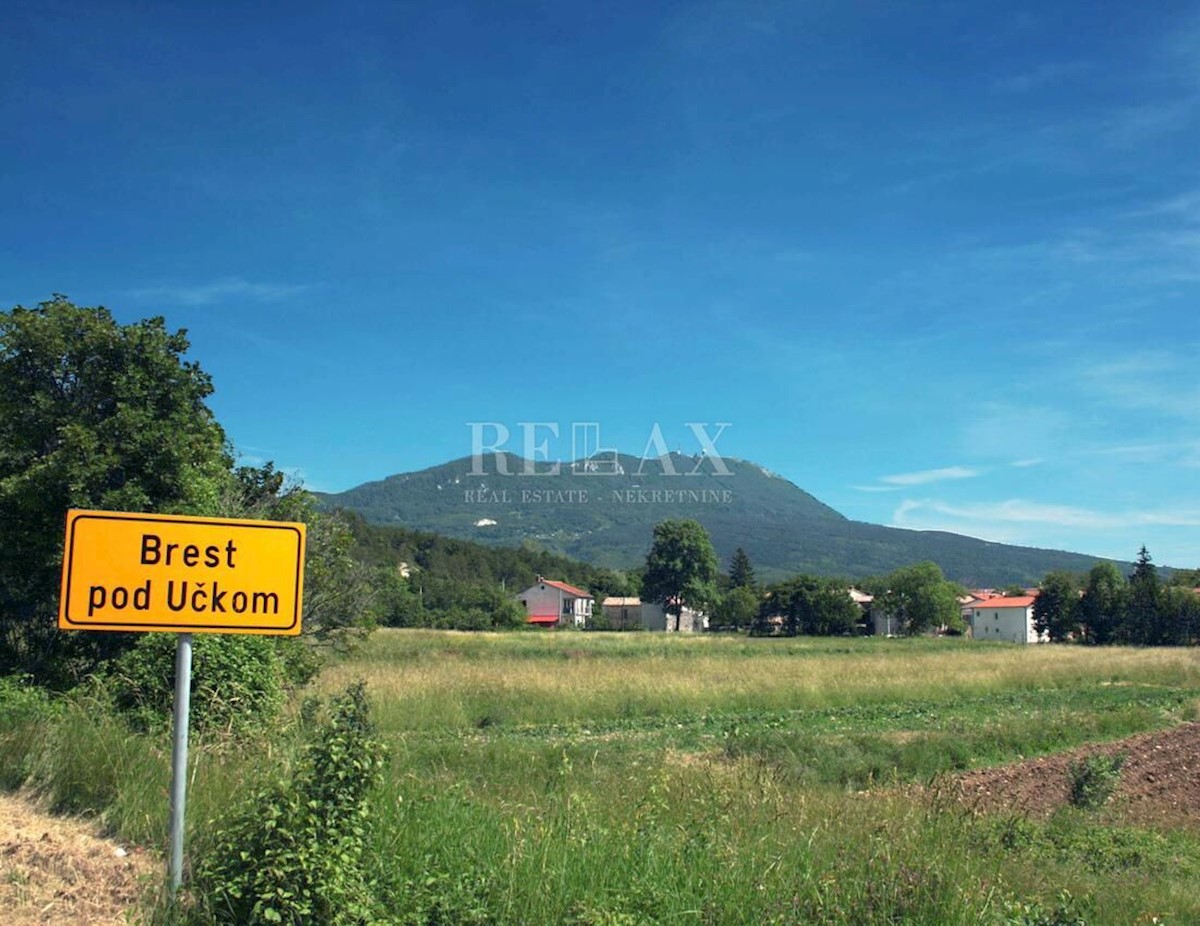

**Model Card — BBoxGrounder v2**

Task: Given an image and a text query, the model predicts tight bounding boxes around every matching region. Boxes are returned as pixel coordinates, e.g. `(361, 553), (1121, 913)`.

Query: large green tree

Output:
(766, 575), (859, 636)
(0, 297), (232, 685)
(1033, 570), (1079, 642)
(1077, 562), (1127, 645)
(712, 585), (759, 632)
(1125, 546), (1163, 644)
(876, 561), (962, 635)
(1159, 585), (1200, 646)
(642, 519), (719, 631)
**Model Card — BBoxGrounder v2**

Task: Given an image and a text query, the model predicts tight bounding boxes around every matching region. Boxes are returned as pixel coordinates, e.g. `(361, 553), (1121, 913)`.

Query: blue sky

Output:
(4, 1), (1199, 567)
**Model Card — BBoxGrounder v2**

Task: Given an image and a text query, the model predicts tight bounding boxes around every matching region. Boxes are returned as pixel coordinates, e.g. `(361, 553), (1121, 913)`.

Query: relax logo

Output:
(466, 421), (733, 477)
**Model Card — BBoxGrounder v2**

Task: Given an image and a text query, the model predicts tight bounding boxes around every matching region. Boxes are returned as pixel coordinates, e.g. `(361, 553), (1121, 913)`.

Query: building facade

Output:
(970, 595), (1043, 643)
(516, 577), (593, 628)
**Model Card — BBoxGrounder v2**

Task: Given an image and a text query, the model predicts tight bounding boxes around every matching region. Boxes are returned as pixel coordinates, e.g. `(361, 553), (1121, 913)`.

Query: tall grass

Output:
(360, 748), (1200, 925)
(320, 630), (1200, 735)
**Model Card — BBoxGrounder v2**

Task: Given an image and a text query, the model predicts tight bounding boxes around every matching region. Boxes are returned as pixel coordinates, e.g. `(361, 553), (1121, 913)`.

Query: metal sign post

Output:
(168, 633), (193, 897)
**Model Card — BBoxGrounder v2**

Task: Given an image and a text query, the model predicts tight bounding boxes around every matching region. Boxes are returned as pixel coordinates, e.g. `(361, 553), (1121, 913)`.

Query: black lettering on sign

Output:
(140, 534), (238, 568)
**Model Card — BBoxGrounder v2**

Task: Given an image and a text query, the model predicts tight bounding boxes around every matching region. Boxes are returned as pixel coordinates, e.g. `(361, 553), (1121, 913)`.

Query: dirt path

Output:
(951, 721), (1200, 827)
(0, 792), (156, 925)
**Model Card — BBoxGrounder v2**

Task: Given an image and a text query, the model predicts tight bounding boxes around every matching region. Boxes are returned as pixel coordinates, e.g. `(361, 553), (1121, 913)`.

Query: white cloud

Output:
(893, 497), (1200, 534)
(128, 277), (311, 306)
(961, 403), (1075, 461)
(879, 466), (980, 486)
(1139, 188), (1200, 224)
(1077, 352), (1200, 423)
(994, 61), (1090, 93)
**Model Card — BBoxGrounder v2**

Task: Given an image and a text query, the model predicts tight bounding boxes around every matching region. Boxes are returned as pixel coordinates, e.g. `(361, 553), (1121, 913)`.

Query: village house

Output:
(969, 594), (1045, 643)
(600, 596), (705, 632)
(516, 576), (593, 628)
(600, 596), (656, 630)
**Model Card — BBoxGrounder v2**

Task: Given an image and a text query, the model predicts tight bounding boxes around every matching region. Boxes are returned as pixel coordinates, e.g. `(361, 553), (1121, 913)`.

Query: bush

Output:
(111, 634), (286, 734)
(1067, 753), (1125, 810)
(188, 682), (386, 925)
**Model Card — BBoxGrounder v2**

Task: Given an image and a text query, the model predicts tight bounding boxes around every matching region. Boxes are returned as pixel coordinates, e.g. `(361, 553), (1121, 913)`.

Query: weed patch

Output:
(1068, 754), (1126, 810)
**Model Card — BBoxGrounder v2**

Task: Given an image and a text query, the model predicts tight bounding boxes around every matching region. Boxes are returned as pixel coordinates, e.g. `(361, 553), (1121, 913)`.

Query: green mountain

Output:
(317, 452), (1124, 585)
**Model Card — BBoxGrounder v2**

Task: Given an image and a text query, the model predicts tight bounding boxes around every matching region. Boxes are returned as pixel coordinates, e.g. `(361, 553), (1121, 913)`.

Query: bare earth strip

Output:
(951, 721), (1200, 828)
(0, 793), (156, 925)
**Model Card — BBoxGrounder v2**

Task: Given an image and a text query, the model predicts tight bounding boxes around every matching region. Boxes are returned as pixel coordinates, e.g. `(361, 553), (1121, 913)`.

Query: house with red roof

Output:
(969, 594), (1045, 644)
(516, 576), (594, 628)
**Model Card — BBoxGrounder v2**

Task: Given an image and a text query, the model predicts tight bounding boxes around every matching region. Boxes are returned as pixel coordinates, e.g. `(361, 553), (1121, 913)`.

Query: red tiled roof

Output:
(527, 614), (560, 625)
(541, 579), (591, 598)
(972, 595), (1036, 609)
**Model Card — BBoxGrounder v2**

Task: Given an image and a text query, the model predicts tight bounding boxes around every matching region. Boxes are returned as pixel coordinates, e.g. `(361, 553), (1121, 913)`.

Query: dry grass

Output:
(0, 791), (156, 925)
(318, 630), (1200, 732)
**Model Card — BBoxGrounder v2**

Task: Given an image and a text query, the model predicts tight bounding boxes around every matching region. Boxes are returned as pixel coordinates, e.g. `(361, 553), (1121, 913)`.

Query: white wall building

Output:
(970, 595), (1043, 643)
(599, 597), (705, 632)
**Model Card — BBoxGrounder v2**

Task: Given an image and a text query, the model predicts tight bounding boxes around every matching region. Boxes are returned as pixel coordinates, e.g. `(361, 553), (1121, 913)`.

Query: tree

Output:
(1033, 571), (1079, 642)
(877, 562), (961, 635)
(0, 297), (232, 686)
(642, 519), (719, 631)
(767, 575), (859, 636)
(1158, 585), (1200, 646)
(1126, 546), (1163, 645)
(729, 547), (756, 589)
(712, 585), (759, 632)
(1077, 562), (1127, 645)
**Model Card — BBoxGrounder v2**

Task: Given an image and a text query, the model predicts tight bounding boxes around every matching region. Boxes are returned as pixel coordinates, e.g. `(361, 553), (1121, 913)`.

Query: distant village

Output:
(516, 575), (1059, 643)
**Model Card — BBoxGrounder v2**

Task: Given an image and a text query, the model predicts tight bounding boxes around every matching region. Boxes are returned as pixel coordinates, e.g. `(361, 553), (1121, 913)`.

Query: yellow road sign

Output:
(58, 510), (306, 634)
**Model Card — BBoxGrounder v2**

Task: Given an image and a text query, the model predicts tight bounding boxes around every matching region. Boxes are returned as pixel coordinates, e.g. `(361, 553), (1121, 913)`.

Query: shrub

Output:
(188, 681), (386, 925)
(1067, 753), (1125, 810)
(1002, 890), (1091, 925)
(111, 633), (286, 735)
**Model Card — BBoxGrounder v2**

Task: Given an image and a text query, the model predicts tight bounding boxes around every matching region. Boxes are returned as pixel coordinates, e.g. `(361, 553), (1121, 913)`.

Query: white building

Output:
(599, 597), (705, 632)
(600, 597), (660, 630)
(516, 576), (593, 628)
(969, 595), (1044, 643)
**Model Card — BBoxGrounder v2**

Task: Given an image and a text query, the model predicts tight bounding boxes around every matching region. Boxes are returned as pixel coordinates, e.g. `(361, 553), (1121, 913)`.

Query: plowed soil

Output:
(0, 792), (155, 925)
(951, 722), (1200, 828)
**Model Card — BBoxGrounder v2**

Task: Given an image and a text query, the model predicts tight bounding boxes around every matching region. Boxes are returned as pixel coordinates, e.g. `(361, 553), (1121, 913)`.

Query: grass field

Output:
(4, 630), (1200, 924)
(314, 631), (1200, 925)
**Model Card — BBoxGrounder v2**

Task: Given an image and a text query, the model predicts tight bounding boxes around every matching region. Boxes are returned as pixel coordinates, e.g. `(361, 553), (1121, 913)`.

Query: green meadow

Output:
(5, 630), (1200, 924)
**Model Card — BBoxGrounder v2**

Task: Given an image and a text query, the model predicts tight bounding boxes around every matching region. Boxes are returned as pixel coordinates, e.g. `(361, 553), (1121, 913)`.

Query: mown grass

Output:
(3, 630), (1199, 924)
